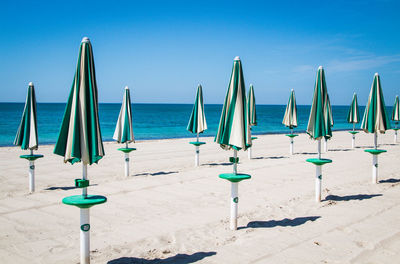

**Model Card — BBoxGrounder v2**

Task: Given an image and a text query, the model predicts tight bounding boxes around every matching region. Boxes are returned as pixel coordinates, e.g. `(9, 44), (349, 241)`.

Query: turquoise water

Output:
(1, 102), (395, 147)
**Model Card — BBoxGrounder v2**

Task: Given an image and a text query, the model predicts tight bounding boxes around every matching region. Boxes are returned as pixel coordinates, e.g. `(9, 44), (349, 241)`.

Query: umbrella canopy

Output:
(113, 86), (135, 143)
(215, 56), (251, 150)
(306, 66), (333, 140)
(247, 84), (257, 126)
(361, 73), (391, 133)
(54, 37), (105, 165)
(326, 94), (334, 127)
(187, 84), (207, 134)
(14, 82), (39, 150)
(282, 89), (298, 128)
(392, 95), (400, 122)
(347, 93), (360, 123)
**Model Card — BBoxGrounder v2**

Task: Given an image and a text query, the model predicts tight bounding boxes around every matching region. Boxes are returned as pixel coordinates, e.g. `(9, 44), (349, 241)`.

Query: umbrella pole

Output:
(195, 133), (199, 166)
(125, 142), (129, 177)
(395, 123), (398, 143)
(290, 128), (294, 155)
(81, 164), (90, 264)
(372, 132), (378, 184)
(248, 127), (252, 159)
(233, 149), (238, 174)
(316, 139), (322, 202)
(29, 149), (35, 193)
(230, 181), (238, 230)
(324, 138), (328, 152)
(352, 123), (355, 149)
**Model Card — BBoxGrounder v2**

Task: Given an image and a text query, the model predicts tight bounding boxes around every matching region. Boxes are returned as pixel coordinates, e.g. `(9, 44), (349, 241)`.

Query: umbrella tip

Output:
(375, 72), (379, 76)
(28, 82), (33, 86)
(81, 37), (90, 43)
(234, 56), (240, 61)
(318, 66), (323, 70)
(125, 86), (129, 90)
(291, 88), (294, 91)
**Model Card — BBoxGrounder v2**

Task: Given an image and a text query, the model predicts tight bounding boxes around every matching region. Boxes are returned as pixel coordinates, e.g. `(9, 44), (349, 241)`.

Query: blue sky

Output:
(1, 0), (399, 105)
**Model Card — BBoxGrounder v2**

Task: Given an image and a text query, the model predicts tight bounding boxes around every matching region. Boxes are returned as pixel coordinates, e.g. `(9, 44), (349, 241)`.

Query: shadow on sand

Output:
(324, 194), (382, 202)
(328, 148), (351, 152)
(296, 152), (317, 155)
(133, 171), (178, 177)
(204, 162), (232, 166)
(45, 184), (98, 191)
(379, 178), (400, 183)
(239, 216), (320, 230)
(253, 156), (287, 160)
(107, 251), (217, 264)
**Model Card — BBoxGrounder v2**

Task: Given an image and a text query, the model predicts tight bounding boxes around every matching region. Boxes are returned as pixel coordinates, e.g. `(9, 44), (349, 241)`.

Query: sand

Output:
(1, 130), (400, 263)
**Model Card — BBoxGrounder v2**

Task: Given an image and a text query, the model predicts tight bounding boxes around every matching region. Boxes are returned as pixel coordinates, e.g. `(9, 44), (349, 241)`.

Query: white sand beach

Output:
(1, 130), (400, 263)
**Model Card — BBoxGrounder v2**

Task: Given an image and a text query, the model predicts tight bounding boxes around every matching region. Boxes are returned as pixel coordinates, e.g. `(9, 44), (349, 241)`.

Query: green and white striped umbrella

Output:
(215, 56), (251, 151)
(113, 86), (135, 143)
(187, 84), (207, 134)
(14, 82), (38, 150)
(282, 89), (298, 129)
(392, 95), (400, 122)
(54, 37), (105, 165)
(247, 84), (257, 126)
(307, 66), (333, 140)
(347, 93), (360, 123)
(326, 94), (334, 127)
(361, 73), (391, 134)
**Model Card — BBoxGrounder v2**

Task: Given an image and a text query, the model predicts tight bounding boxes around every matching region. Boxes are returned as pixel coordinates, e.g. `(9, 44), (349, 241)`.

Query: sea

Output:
(1, 103), (395, 147)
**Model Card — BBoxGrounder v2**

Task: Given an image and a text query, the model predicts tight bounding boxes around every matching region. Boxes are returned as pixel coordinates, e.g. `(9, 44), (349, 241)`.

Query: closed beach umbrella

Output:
(361, 73), (391, 183)
(215, 56), (251, 230)
(14, 82), (43, 193)
(187, 84), (207, 166)
(347, 93), (360, 148)
(114, 86), (136, 176)
(54, 37), (106, 264)
(282, 89), (298, 154)
(392, 95), (400, 142)
(247, 84), (257, 159)
(306, 66), (333, 202)
(323, 93), (334, 152)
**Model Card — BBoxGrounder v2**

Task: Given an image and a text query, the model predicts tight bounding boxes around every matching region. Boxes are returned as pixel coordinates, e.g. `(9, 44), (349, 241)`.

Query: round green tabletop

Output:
(19, 154), (44, 161)
(393, 128), (400, 131)
(251, 136), (258, 140)
(189, 141), (206, 146)
(62, 195), (107, 209)
(286, 134), (299, 138)
(219, 173), (251, 183)
(117, 148), (136, 153)
(306, 158), (333, 166)
(348, 131), (359, 135)
(364, 149), (387, 155)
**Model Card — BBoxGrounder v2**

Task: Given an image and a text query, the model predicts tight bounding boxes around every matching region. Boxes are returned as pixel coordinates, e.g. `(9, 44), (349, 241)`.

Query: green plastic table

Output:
(393, 128), (400, 131)
(62, 195), (107, 209)
(219, 173), (251, 183)
(286, 134), (299, 138)
(306, 158), (332, 166)
(364, 149), (387, 155)
(117, 148), (136, 153)
(20, 154), (44, 161)
(348, 131), (359, 135)
(251, 136), (258, 140)
(189, 141), (206, 146)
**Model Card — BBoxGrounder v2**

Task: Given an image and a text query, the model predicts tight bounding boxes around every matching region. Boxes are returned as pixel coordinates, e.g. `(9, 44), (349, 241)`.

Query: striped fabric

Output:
(247, 84), (257, 126)
(347, 93), (360, 123)
(306, 66), (333, 140)
(215, 56), (251, 151)
(54, 37), (105, 165)
(282, 89), (298, 128)
(361, 73), (391, 133)
(326, 94), (334, 127)
(187, 84), (207, 134)
(113, 86), (135, 143)
(392, 95), (400, 122)
(14, 82), (38, 150)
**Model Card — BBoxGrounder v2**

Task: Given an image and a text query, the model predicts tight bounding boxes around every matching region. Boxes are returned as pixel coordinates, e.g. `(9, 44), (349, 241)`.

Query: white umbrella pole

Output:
(195, 133), (199, 166)
(290, 128), (294, 155)
(233, 149), (237, 174)
(124, 142), (129, 177)
(395, 123), (398, 143)
(352, 123), (355, 149)
(81, 163), (90, 264)
(316, 139), (322, 202)
(374, 132), (377, 149)
(29, 149), (35, 193)
(230, 182), (238, 230)
(248, 146), (252, 159)
(80, 208), (90, 264)
(372, 132), (378, 184)
(324, 138), (328, 152)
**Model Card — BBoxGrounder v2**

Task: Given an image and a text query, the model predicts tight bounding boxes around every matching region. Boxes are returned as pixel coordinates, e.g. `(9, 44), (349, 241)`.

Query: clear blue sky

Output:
(1, 0), (399, 105)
